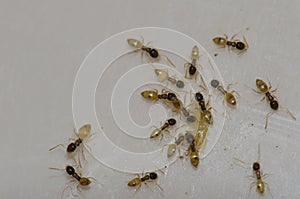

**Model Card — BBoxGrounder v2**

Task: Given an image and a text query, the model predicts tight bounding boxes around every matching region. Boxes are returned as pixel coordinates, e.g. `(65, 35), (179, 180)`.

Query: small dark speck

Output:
(164, 165), (167, 168)
(214, 53), (218, 57)
(185, 192), (188, 195)
(101, 126), (104, 130)
(248, 123), (254, 127)
(275, 145), (279, 148)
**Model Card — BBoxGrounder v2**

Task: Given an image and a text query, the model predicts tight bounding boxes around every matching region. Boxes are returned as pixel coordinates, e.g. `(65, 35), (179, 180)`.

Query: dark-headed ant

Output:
(195, 92), (213, 124)
(127, 38), (175, 67)
(213, 34), (248, 55)
(49, 124), (91, 167)
(254, 78), (296, 129)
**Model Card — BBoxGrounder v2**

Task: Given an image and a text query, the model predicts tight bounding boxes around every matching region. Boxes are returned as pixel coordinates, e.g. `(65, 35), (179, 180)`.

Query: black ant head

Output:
(67, 143), (76, 153)
(252, 162), (260, 171)
(195, 92), (204, 102)
(149, 172), (158, 180)
(167, 118), (176, 126)
(189, 65), (197, 75)
(270, 100), (279, 110)
(66, 165), (75, 175)
(167, 93), (176, 100)
(149, 49), (159, 58)
(236, 42), (245, 50)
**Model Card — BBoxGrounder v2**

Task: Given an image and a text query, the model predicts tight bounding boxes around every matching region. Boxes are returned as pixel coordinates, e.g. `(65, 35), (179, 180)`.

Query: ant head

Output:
(167, 93), (176, 100)
(270, 100), (279, 110)
(167, 118), (176, 126)
(149, 49), (159, 59)
(149, 172), (158, 180)
(252, 162), (260, 171)
(66, 165), (75, 175)
(195, 92), (204, 102)
(236, 42), (245, 50)
(189, 65), (197, 75)
(67, 143), (77, 153)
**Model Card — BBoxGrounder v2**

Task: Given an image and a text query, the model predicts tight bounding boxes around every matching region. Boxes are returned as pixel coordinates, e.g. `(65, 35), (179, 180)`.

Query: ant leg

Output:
(49, 167), (65, 171)
(77, 151), (83, 168)
(243, 36), (249, 48)
(68, 138), (76, 142)
(256, 96), (266, 105)
(155, 182), (164, 192)
(265, 112), (274, 129)
(232, 157), (251, 169)
(81, 146), (88, 163)
(199, 73), (208, 91)
(161, 54), (176, 67)
(265, 182), (273, 197)
(223, 34), (228, 40)
(49, 144), (65, 151)
(244, 84), (262, 94)
(257, 143), (261, 163)
(184, 63), (190, 78)
(144, 182), (154, 192)
(76, 184), (82, 192)
(281, 106), (297, 120)
(194, 69), (198, 82)
(248, 182), (256, 196)
(61, 185), (73, 199)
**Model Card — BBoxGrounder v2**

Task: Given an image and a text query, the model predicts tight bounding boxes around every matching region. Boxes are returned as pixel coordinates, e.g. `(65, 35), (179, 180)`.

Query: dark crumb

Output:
(164, 165), (167, 168)
(275, 145), (279, 148)
(224, 147), (228, 151)
(248, 123), (254, 127)
(214, 53), (218, 57)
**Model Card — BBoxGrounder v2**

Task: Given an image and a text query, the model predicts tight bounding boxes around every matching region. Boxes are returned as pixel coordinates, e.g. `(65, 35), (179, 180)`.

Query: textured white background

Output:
(1, 0), (300, 199)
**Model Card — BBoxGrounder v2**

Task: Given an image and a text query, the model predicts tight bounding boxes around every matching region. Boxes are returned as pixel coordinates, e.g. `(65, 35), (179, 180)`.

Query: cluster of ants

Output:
(49, 33), (296, 198)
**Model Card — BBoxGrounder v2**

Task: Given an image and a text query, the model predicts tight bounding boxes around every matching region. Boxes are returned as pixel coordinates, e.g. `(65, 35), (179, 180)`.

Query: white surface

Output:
(1, 1), (300, 199)
(73, 27), (225, 173)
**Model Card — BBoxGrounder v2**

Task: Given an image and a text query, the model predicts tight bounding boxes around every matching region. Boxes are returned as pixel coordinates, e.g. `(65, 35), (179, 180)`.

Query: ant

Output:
(141, 89), (197, 123)
(253, 78), (296, 129)
(233, 144), (271, 196)
(213, 34), (248, 55)
(210, 79), (238, 106)
(127, 38), (175, 67)
(153, 67), (185, 89)
(141, 89), (182, 111)
(164, 133), (185, 158)
(150, 118), (176, 140)
(186, 132), (204, 168)
(49, 124), (91, 167)
(128, 170), (164, 192)
(184, 45), (200, 80)
(49, 165), (95, 198)
(195, 92), (213, 124)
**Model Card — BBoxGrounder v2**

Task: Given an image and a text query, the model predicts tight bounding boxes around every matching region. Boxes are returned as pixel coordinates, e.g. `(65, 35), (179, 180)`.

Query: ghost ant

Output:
(149, 63), (185, 89)
(213, 34), (248, 55)
(210, 79), (238, 107)
(252, 78), (296, 129)
(150, 118), (177, 141)
(194, 91), (213, 125)
(49, 165), (95, 199)
(233, 144), (272, 196)
(127, 37), (175, 67)
(49, 124), (92, 168)
(128, 169), (165, 192)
